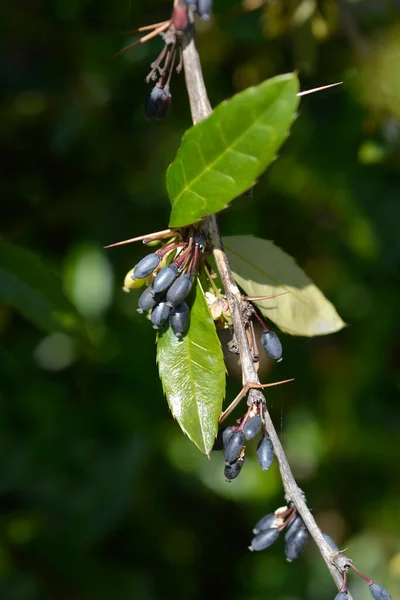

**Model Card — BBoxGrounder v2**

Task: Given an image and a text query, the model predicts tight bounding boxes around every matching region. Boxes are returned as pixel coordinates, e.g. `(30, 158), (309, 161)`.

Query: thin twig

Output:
(181, 17), (352, 597)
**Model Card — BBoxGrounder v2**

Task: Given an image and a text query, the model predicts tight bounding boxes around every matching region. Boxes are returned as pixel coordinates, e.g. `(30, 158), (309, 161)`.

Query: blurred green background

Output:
(1, 0), (399, 599)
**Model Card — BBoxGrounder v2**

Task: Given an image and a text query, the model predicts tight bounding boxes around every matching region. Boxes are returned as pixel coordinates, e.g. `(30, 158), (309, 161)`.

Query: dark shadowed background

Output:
(1, 1), (399, 599)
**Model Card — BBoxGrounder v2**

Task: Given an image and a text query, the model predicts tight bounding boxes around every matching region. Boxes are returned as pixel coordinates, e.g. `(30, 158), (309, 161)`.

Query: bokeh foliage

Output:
(1, 1), (399, 599)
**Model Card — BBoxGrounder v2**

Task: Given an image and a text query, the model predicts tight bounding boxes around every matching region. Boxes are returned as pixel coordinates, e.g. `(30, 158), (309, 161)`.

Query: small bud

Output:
(167, 274), (193, 306)
(151, 300), (170, 329)
(152, 264), (178, 294)
(224, 457), (244, 481)
(253, 513), (277, 535)
(145, 85), (172, 120)
(133, 253), (160, 279)
(285, 525), (308, 561)
(256, 435), (274, 471)
(334, 593), (348, 600)
(123, 268), (145, 292)
(368, 582), (392, 600)
(137, 287), (162, 313)
(249, 527), (280, 552)
(170, 301), (189, 337)
(224, 431), (245, 464)
(323, 533), (340, 552)
(261, 330), (283, 361)
(243, 414), (262, 440)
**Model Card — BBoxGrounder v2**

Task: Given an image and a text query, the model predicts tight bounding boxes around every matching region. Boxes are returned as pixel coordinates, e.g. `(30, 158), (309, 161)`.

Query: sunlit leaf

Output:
(0, 240), (83, 334)
(167, 74), (299, 227)
(223, 236), (345, 336)
(157, 282), (225, 455)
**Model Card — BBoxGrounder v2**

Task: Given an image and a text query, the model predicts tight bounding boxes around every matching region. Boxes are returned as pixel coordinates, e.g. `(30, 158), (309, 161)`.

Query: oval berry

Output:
(145, 85), (171, 120)
(253, 513), (277, 535)
(167, 274), (193, 306)
(284, 516), (303, 542)
(334, 593), (348, 600)
(133, 253), (160, 280)
(224, 431), (244, 464)
(261, 330), (283, 361)
(198, 0), (213, 19)
(256, 435), (274, 471)
(152, 264), (178, 294)
(224, 458), (244, 481)
(243, 414), (262, 440)
(137, 287), (161, 313)
(249, 527), (280, 552)
(369, 582), (392, 600)
(285, 525), (308, 561)
(170, 301), (189, 337)
(151, 300), (170, 329)
(222, 427), (234, 449)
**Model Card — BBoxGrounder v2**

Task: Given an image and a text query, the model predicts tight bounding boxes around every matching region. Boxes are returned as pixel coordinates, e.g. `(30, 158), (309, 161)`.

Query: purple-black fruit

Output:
(224, 458), (244, 481)
(167, 274), (193, 306)
(170, 301), (189, 337)
(152, 264), (178, 294)
(243, 414), (262, 440)
(224, 431), (245, 464)
(256, 435), (274, 471)
(145, 85), (172, 119)
(198, 0), (213, 19)
(151, 300), (170, 329)
(334, 594), (348, 600)
(253, 513), (277, 535)
(133, 253), (160, 279)
(249, 527), (280, 552)
(137, 287), (162, 313)
(285, 525), (308, 561)
(222, 427), (234, 448)
(261, 330), (283, 361)
(368, 582), (392, 600)
(323, 533), (340, 552)
(284, 516), (303, 542)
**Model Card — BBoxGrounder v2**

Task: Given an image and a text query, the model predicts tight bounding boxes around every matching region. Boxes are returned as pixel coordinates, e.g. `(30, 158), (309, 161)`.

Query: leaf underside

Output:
(223, 236), (345, 337)
(167, 74), (300, 227)
(0, 240), (82, 334)
(157, 282), (226, 455)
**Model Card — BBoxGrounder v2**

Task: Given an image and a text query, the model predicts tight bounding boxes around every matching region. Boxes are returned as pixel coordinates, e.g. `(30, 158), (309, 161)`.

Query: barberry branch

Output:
(181, 14), (352, 597)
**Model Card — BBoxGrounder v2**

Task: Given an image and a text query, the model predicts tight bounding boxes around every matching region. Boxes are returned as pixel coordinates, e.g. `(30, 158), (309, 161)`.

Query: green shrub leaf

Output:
(167, 73), (299, 227)
(223, 236), (345, 336)
(157, 282), (225, 455)
(0, 240), (83, 334)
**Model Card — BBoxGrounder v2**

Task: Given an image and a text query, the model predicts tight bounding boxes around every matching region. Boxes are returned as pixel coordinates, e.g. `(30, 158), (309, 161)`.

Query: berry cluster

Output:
(124, 233), (206, 337)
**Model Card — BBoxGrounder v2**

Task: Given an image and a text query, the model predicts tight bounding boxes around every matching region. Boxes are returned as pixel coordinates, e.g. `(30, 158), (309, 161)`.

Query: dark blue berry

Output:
(137, 287), (162, 313)
(224, 458), (244, 481)
(145, 86), (172, 120)
(198, 0), (213, 19)
(261, 330), (283, 361)
(253, 513), (277, 534)
(285, 525), (308, 561)
(167, 274), (193, 306)
(152, 264), (178, 294)
(284, 516), (303, 542)
(249, 527), (280, 552)
(170, 301), (189, 337)
(323, 533), (340, 552)
(256, 435), (274, 471)
(133, 253), (160, 279)
(369, 582), (392, 600)
(334, 593), (348, 600)
(243, 414), (262, 440)
(222, 427), (234, 448)
(151, 300), (170, 329)
(224, 431), (244, 464)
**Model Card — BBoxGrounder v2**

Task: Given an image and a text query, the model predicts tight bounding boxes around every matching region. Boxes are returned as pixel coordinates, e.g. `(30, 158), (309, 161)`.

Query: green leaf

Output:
(167, 73), (299, 227)
(157, 282), (225, 455)
(0, 240), (83, 334)
(223, 236), (345, 337)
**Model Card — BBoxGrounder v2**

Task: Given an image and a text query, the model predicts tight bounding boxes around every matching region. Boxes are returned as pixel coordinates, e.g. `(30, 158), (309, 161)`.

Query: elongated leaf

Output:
(223, 236), (345, 336)
(0, 240), (83, 334)
(167, 73), (299, 227)
(157, 282), (225, 455)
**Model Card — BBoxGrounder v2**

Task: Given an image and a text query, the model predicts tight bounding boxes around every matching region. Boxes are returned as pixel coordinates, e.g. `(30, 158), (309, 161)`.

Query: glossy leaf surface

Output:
(167, 74), (299, 227)
(157, 282), (225, 455)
